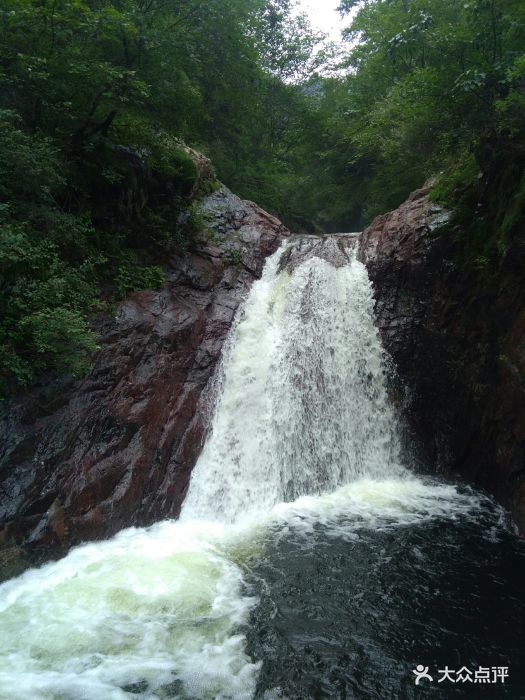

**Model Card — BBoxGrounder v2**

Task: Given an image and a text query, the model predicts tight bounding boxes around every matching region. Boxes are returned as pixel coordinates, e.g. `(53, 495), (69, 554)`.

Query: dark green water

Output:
(246, 489), (525, 700)
(3, 242), (524, 700)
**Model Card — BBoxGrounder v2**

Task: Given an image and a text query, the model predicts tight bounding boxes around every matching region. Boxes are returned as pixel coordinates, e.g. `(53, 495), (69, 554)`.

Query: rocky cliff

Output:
(2, 178), (524, 579)
(0, 185), (289, 572)
(358, 184), (525, 533)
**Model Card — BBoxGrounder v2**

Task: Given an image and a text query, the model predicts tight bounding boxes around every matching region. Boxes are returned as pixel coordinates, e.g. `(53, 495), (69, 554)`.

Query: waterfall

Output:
(0, 237), (484, 700)
(181, 239), (404, 522)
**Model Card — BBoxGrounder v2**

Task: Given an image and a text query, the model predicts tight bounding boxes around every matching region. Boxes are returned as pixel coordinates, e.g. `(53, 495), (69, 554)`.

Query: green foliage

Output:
(115, 251), (165, 297)
(116, 119), (198, 191)
(21, 308), (98, 376)
(432, 154), (525, 267)
(254, 0), (326, 81)
(0, 222), (100, 392)
(0, 0), (262, 394)
(430, 153), (480, 216)
(223, 248), (243, 268)
(323, 0), (525, 239)
(2, 0), (524, 394)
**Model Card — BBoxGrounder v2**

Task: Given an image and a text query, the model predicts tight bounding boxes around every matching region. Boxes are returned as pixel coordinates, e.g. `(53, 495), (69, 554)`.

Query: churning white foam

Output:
(0, 479), (484, 700)
(0, 238), (486, 700)
(0, 519), (261, 700)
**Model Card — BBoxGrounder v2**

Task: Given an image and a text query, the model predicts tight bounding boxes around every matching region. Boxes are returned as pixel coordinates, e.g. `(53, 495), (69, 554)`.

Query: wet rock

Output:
(358, 183), (525, 532)
(278, 234), (358, 274)
(0, 186), (289, 564)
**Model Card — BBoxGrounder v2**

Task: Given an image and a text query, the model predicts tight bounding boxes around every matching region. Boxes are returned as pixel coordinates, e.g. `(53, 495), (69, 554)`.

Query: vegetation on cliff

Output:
(1, 0), (524, 393)
(326, 0), (525, 271)
(0, 0), (317, 393)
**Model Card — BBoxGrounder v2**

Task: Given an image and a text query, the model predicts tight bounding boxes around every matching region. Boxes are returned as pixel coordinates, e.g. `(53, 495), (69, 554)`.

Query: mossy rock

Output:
(149, 144), (198, 196)
(0, 545), (31, 583)
(430, 144), (525, 269)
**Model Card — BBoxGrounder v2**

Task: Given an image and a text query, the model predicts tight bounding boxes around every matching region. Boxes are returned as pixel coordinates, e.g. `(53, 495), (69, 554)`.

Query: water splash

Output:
(0, 236), (490, 700)
(181, 241), (404, 522)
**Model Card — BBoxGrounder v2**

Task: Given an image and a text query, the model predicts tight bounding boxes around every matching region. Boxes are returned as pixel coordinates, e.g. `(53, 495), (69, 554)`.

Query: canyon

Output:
(1, 180), (524, 579)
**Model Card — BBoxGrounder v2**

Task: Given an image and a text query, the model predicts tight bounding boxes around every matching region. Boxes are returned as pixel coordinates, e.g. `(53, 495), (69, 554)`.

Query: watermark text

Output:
(412, 665), (509, 686)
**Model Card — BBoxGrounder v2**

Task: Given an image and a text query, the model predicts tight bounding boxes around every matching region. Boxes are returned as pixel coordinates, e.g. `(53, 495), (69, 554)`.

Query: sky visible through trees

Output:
(297, 0), (343, 40)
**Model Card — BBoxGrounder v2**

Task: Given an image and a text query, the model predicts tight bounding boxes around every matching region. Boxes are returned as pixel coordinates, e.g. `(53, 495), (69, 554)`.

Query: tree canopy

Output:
(1, 0), (524, 393)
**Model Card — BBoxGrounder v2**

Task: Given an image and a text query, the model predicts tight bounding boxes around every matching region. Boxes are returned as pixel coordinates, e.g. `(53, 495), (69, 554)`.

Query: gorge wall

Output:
(0, 185), (289, 571)
(358, 184), (525, 533)
(2, 177), (524, 577)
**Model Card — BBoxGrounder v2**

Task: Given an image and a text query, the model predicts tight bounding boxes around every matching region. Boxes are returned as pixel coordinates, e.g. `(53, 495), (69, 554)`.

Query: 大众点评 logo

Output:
(412, 665), (509, 685)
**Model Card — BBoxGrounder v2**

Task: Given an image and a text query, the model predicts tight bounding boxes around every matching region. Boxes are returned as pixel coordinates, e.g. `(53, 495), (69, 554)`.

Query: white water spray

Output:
(181, 241), (404, 521)
(0, 237), (484, 700)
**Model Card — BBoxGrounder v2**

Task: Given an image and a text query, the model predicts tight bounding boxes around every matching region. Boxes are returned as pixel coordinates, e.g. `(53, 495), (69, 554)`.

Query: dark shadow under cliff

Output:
(359, 184), (525, 533)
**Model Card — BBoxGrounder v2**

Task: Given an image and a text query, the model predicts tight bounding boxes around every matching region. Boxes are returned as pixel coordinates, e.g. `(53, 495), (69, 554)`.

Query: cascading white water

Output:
(0, 237), (484, 700)
(181, 241), (404, 522)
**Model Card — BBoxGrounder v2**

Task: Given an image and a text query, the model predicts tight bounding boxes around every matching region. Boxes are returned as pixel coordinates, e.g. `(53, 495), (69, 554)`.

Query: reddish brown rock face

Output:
(2, 179), (523, 572)
(359, 184), (525, 533)
(0, 186), (289, 562)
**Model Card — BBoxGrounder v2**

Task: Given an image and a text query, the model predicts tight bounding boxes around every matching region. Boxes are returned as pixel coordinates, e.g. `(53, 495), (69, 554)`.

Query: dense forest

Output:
(1, 0), (524, 394)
